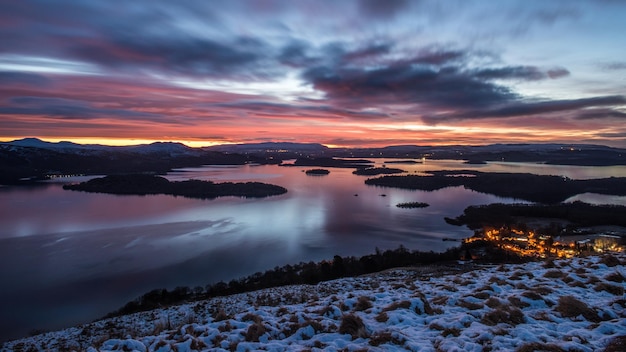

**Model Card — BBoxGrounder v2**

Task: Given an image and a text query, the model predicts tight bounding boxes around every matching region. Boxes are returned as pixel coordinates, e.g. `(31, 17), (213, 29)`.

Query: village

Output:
(464, 224), (624, 259)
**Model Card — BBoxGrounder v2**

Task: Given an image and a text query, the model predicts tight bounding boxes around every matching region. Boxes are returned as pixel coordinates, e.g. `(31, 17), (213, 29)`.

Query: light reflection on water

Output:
(0, 159), (625, 341)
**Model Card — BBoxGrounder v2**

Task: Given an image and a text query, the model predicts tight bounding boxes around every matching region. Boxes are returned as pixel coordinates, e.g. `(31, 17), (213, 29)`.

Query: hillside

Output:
(2, 254), (625, 351)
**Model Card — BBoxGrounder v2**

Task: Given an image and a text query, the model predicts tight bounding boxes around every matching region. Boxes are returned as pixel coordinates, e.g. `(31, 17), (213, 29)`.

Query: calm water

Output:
(1, 160), (625, 341)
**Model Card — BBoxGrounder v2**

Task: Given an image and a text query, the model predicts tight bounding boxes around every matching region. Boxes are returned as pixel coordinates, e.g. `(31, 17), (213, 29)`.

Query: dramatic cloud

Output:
(422, 96), (626, 123)
(0, 0), (625, 147)
(0, 96), (179, 123)
(0, 71), (51, 87)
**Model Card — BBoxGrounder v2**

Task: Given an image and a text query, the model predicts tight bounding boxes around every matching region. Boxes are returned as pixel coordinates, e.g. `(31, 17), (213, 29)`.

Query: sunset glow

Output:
(1, 1), (625, 147)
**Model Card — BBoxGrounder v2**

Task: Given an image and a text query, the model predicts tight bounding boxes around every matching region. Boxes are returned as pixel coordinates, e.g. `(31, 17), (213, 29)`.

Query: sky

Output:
(1, 0), (625, 148)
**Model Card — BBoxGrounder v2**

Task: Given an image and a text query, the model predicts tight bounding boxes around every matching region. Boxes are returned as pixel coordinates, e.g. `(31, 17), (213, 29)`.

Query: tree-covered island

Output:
(63, 174), (287, 199)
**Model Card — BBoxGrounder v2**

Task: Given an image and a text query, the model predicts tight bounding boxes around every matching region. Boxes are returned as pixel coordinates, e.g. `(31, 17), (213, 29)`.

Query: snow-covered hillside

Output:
(3, 254), (625, 351)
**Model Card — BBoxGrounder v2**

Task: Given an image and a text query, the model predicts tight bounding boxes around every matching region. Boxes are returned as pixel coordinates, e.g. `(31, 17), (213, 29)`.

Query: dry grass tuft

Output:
(554, 295), (601, 322)
(375, 311), (389, 323)
(543, 270), (565, 279)
(568, 279), (587, 288)
(594, 282), (624, 295)
(481, 306), (525, 326)
(369, 330), (406, 347)
(605, 272), (626, 283)
(471, 291), (491, 300)
(488, 276), (509, 286)
(339, 314), (369, 339)
(515, 342), (565, 352)
(213, 309), (230, 322)
(244, 322), (266, 342)
(509, 271), (525, 281)
(599, 254), (621, 267)
(508, 296), (530, 308)
(152, 316), (172, 335)
(521, 291), (542, 301)
(531, 285), (553, 295)
(415, 292), (440, 315)
(355, 296), (373, 311)
(603, 335), (626, 352)
(543, 258), (557, 269)
(241, 313), (262, 324)
(587, 275), (602, 285)
(382, 300), (411, 312)
(457, 299), (484, 310)
(431, 296), (449, 305)
(531, 311), (554, 322)
(485, 297), (502, 308)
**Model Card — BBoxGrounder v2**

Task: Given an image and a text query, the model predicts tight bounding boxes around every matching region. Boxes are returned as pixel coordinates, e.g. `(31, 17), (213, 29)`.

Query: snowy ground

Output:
(2, 254), (625, 351)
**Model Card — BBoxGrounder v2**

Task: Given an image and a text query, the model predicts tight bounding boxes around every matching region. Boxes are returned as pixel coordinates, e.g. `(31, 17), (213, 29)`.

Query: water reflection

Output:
(1, 160), (625, 341)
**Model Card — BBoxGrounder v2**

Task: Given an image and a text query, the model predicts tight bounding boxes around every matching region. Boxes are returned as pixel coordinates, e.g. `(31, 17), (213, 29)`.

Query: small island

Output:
(286, 157), (373, 168)
(384, 160), (422, 164)
(353, 167), (406, 176)
(63, 174), (288, 199)
(396, 202), (429, 208)
(305, 168), (330, 175)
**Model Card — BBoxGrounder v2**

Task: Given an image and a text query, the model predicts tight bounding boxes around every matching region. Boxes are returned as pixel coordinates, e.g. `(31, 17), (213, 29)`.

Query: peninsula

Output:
(365, 170), (626, 204)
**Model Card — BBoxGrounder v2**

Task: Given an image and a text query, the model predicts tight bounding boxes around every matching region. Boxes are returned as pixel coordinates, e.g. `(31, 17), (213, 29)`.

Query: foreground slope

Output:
(3, 254), (625, 351)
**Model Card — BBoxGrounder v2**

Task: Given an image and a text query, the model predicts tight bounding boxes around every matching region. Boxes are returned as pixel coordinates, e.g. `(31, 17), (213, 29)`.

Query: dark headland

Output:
(365, 170), (626, 204)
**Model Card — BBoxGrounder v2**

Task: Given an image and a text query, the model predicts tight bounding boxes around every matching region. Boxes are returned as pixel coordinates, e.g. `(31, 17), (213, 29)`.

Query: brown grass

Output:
(486, 297), (503, 308)
(515, 342), (565, 352)
(599, 254), (621, 267)
(543, 258), (557, 269)
(457, 299), (484, 310)
(543, 270), (565, 279)
(605, 272), (626, 283)
(432, 296), (449, 305)
(213, 309), (230, 322)
(442, 327), (461, 337)
(508, 296), (530, 308)
(382, 300), (411, 312)
(531, 311), (554, 322)
(587, 275), (602, 285)
(481, 306), (525, 326)
(604, 335), (626, 352)
(568, 279), (587, 288)
(488, 276), (509, 286)
(531, 285), (554, 295)
(554, 295), (600, 322)
(339, 314), (368, 339)
(521, 291), (542, 301)
(369, 330), (406, 347)
(375, 311), (389, 323)
(241, 313), (262, 324)
(414, 292), (440, 315)
(355, 296), (373, 311)
(438, 284), (459, 292)
(244, 322), (267, 342)
(471, 291), (491, 300)
(594, 282), (624, 295)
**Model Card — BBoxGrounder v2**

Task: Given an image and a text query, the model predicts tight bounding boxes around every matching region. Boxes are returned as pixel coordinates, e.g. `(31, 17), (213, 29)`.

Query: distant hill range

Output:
(1, 138), (625, 184)
(206, 141), (626, 166)
(0, 138), (275, 184)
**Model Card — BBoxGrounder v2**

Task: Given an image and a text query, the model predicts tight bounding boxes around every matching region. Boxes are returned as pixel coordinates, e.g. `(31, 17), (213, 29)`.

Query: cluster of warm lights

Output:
(464, 226), (623, 258)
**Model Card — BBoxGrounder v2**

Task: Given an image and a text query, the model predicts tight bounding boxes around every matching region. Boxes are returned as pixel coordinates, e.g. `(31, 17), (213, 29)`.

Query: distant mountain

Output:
(5, 137), (106, 150)
(0, 138), (274, 185)
(207, 142), (328, 153)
